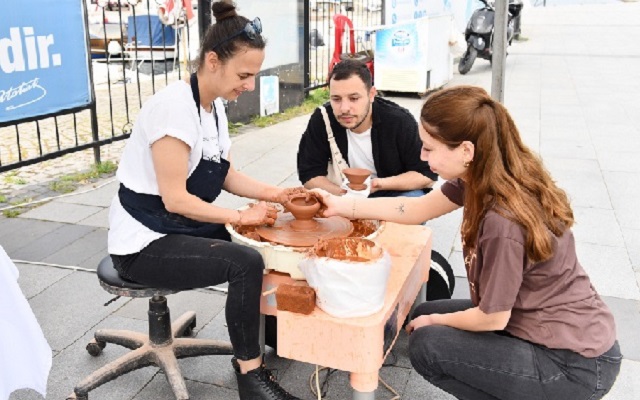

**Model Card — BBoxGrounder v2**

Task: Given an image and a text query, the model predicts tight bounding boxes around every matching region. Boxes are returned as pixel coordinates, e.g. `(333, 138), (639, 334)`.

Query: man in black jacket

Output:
(297, 59), (437, 197)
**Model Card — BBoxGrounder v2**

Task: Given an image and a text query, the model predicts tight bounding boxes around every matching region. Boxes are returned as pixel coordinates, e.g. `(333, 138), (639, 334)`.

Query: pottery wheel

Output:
(255, 214), (354, 247)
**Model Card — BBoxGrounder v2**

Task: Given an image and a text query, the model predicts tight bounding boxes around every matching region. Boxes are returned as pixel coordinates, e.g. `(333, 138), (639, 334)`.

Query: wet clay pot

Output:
(343, 168), (371, 191)
(285, 194), (321, 231)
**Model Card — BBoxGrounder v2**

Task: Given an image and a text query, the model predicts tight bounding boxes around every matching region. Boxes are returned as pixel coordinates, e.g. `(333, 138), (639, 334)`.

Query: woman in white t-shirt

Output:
(108, 2), (301, 399)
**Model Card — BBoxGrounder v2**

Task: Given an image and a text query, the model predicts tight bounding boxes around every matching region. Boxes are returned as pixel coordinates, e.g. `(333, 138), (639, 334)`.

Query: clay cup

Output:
(343, 168), (371, 190)
(285, 194), (321, 230)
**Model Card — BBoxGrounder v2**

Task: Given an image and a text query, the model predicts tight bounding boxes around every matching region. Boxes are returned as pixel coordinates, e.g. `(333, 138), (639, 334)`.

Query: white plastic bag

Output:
(298, 240), (391, 318)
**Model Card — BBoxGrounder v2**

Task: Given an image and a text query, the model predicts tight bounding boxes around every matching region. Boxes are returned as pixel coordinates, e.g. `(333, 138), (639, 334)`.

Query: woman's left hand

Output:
(272, 187), (306, 205)
(405, 315), (437, 334)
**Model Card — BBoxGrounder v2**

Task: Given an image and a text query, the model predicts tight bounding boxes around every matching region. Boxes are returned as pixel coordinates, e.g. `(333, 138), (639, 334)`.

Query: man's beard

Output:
(340, 103), (371, 131)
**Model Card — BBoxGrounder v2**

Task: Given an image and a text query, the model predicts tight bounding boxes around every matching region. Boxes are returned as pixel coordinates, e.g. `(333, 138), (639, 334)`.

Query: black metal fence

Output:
(0, 0), (383, 174)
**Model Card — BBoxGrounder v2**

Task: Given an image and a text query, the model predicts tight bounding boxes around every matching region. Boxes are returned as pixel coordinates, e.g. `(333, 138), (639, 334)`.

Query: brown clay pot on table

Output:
(285, 194), (322, 231)
(255, 194), (354, 247)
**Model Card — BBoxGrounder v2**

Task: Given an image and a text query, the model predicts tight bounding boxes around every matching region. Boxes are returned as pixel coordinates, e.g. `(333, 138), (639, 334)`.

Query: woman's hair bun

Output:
(212, 0), (238, 23)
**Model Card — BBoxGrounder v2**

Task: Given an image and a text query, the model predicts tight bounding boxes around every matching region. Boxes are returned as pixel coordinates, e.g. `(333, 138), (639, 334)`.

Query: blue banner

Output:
(0, 0), (91, 124)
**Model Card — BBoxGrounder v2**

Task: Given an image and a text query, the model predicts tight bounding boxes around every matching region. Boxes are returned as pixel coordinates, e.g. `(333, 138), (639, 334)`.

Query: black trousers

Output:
(111, 234), (264, 361)
(409, 300), (622, 400)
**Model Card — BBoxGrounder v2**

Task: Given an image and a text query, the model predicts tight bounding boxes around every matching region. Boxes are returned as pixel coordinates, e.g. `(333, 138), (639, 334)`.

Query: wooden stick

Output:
(262, 287), (278, 296)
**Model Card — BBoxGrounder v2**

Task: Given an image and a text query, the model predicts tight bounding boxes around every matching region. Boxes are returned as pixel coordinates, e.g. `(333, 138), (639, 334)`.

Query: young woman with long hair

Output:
(313, 85), (621, 399)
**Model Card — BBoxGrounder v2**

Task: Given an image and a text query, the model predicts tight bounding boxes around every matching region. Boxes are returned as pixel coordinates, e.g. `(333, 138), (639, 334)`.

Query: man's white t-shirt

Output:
(108, 80), (231, 255)
(346, 128), (377, 177)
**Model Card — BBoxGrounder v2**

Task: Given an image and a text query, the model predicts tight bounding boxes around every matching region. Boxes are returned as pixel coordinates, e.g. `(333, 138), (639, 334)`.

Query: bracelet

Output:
(351, 198), (356, 220)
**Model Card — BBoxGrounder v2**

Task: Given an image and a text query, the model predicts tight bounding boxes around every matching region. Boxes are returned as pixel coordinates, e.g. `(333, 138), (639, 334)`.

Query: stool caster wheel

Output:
(182, 318), (196, 337)
(86, 339), (106, 356)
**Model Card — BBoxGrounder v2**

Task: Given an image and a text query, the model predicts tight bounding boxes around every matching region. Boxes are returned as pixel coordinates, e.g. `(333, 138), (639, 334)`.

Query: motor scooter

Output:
(458, 0), (523, 75)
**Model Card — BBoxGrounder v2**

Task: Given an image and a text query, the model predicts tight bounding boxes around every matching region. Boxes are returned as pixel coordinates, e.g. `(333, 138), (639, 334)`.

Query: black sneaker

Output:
(232, 358), (300, 400)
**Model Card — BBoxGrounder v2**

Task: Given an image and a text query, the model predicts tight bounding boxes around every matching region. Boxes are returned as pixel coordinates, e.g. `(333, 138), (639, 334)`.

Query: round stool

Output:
(68, 256), (234, 400)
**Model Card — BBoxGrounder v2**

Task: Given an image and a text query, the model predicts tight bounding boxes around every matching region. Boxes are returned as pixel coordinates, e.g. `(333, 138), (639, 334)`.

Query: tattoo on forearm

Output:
(396, 203), (405, 214)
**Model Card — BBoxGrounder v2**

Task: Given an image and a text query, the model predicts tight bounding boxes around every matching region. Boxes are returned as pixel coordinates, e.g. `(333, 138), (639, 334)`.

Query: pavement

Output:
(3, 2), (640, 399)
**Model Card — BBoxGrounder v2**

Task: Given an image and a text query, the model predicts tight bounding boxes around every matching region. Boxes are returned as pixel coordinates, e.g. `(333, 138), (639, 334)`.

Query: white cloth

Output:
(346, 128), (377, 178)
(0, 246), (52, 399)
(108, 80), (232, 255)
(341, 176), (372, 198)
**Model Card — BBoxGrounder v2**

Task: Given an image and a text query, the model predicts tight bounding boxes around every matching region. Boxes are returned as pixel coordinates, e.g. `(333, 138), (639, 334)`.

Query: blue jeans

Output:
(409, 300), (622, 400)
(111, 234), (264, 361)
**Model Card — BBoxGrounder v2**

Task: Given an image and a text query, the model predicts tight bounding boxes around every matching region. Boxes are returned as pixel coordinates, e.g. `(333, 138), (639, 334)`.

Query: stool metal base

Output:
(68, 300), (233, 400)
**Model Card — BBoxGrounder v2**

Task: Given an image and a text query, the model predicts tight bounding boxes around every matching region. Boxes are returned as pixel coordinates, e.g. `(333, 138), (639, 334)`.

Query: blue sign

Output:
(0, 0), (91, 124)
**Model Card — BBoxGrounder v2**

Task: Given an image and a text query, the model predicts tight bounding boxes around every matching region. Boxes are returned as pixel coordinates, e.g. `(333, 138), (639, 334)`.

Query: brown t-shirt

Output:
(441, 179), (616, 358)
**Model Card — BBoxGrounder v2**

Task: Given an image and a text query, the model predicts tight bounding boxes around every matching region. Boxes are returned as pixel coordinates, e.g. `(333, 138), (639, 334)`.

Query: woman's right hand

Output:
(237, 201), (278, 226)
(310, 188), (342, 218)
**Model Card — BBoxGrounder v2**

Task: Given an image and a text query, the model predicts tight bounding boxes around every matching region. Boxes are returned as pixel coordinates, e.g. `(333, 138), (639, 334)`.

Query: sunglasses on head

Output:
(212, 17), (262, 50)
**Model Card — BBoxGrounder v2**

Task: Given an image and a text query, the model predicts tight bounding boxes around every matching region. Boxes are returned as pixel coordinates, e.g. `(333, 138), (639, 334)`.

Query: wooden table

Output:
(260, 222), (432, 399)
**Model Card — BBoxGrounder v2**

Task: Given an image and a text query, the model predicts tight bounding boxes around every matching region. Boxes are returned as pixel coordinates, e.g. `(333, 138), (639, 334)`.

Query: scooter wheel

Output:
(458, 46), (477, 75)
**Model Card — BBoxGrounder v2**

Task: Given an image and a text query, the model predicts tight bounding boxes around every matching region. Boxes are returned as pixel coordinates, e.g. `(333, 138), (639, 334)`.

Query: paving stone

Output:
(76, 207), (110, 228)
(19, 201), (103, 224)
(621, 228), (640, 272)
(540, 138), (596, 160)
(447, 250), (467, 279)
(603, 171), (640, 229)
(603, 296), (640, 362)
(78, 250), (110, 271)
(573, 207), (625, 248)
(133, 374), (238, 400)
(0, 218), (65, 256)
(16, 262), (73, 300)
(40, 315), (155, 400)
(41, 228), (107, 267)
(603, 360), (640, 400)
(56, 180), (118, 207)
(176, 310), (238, 389)
(576, 242), (640, 300)
(402, 369), (455, 400)
(115, 289), (226, 331)
(10, 224), (97, 262)
(26, 270), (125, 351)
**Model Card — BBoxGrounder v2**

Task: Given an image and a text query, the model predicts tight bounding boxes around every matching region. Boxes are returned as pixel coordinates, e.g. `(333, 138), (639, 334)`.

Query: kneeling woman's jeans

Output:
(111, 234), (264, 361)
(408, 300), (622, 400)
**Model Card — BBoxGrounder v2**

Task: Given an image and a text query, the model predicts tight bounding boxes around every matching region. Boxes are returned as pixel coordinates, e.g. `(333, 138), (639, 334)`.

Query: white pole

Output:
(491, 0), (509, 102)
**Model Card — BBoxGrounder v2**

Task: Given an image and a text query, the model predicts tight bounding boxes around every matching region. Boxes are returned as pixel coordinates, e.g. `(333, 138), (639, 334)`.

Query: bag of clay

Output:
(298, 238), (391, 318)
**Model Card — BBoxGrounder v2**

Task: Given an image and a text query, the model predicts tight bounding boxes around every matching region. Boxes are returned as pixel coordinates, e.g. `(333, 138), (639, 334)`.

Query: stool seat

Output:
(97, 256), (176, 298)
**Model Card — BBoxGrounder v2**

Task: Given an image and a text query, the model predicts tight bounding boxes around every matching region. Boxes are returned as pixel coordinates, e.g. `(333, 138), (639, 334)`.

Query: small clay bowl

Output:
(343, 168), (371, 186)
(285, 194), (321, 230)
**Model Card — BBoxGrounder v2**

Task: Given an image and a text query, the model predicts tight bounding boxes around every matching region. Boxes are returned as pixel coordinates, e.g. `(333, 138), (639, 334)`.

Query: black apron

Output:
(118, 73), (231, 240)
